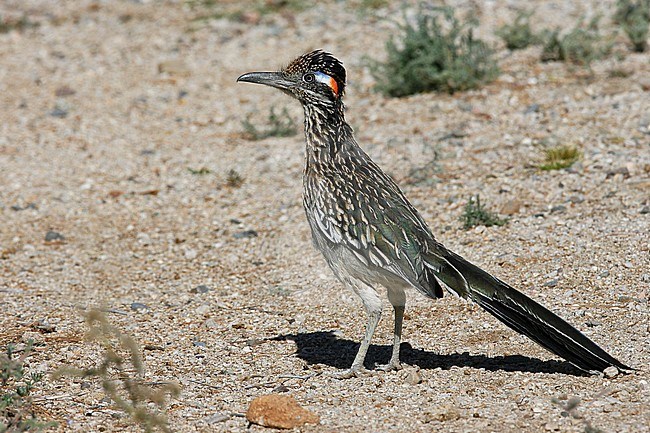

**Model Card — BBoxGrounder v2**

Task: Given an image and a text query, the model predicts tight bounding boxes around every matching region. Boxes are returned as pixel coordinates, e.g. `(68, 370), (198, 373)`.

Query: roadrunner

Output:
(237, 50), (631, 377)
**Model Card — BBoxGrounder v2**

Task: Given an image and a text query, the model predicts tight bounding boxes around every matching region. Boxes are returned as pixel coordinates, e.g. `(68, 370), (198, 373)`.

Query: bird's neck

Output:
(302, 101), (352, 165)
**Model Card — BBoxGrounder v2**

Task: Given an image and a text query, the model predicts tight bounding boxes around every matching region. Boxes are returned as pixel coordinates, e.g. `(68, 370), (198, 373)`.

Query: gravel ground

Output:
(1, 1), (649, 432)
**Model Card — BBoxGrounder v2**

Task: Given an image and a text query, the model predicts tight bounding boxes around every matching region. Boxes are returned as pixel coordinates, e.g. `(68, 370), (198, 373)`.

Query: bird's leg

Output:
(377, 305), (404, 372)
(333, 279), (383, 379)
(333, 309), (381, 379)
(378, 286), (406, 372)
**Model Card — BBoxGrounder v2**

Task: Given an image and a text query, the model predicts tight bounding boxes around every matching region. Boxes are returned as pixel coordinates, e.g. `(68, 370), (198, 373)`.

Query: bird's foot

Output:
(376, 360), (403, 372)
(329, 365), (374, 379)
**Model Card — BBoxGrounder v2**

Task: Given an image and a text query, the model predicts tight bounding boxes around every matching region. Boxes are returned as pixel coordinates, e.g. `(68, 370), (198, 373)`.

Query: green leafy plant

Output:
(539, 145), (581, 170)
(371, 6), (500, 96)
(1, 341), (56, 432)
(0, 15), (38, 34)
(55, 311), (180, 433)
(541, 17), (611, 66)
(461, 195), (507, 229)
(614, 0), (650, 52)
(188, 167), (211, 175)
(496, 10), (541, 50)
(242, 106), (297, 140)
(225, 169), (244, 187)
(358, 0), (389, 11)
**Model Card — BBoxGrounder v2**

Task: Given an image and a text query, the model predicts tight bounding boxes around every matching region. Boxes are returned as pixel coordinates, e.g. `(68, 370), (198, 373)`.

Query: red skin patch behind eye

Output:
(329, 77), (339, 96)
(314, 71), (340, 97)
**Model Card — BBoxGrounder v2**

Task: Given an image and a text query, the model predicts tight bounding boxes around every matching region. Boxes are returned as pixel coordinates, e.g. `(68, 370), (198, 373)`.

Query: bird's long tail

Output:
(431, 249), (632, 374)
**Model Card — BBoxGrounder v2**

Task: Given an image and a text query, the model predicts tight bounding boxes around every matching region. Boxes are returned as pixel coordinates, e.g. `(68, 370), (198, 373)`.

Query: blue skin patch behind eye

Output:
(313, 71), (338, 95)
(314, 71), (332, 85)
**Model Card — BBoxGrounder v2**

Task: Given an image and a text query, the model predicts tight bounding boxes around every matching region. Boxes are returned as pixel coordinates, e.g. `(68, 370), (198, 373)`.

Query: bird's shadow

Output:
(272, 331), (588, 376)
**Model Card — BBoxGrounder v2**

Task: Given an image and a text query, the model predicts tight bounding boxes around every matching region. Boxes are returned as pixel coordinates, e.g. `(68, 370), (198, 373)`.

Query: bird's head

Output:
(237, 50), (346, 106)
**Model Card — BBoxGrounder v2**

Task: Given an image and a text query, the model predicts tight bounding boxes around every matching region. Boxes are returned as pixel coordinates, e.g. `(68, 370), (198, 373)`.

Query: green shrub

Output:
(541, 18), (611, 66)
(371, 6), (500, 96)
(1, 341), (57, 432)
(614, 0), (650, 52)
(461, 195), (507, 229)
(242, 106), (297, 140)
(496, 11), (541, 50)
(0, 15), (38, 34)
(539, 145), (581, 171)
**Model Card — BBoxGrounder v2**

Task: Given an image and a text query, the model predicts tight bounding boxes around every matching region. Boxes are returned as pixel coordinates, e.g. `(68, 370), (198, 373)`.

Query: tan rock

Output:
(426, 405), (461, 422)
(404, 368), (422, 385)
(246, 394), (319, 429)
(501, 199), (522, 215)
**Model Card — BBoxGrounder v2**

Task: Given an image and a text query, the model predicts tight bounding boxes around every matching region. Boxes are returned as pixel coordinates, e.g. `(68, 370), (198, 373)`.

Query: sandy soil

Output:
(1, 1), (649, 432)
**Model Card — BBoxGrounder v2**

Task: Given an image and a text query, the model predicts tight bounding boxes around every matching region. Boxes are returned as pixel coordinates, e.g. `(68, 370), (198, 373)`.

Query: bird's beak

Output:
(237, 71), (294, 91)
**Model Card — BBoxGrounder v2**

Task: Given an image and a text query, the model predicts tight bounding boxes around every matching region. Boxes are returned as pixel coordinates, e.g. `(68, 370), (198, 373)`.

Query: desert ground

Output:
(1, 0), (649, 432)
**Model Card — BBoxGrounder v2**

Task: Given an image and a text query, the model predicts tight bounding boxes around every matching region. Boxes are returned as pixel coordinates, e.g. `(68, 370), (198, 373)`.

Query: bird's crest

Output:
(284, 50), (346, 97)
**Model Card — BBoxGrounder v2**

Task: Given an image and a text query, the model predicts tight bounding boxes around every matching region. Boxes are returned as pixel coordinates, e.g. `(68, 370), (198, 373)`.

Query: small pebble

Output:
(603, 366), (619, 378)
(233, 230), (258, 239)
(55, 85), (76, 97)
(272, 384), (290, 393)
(204, 319), (218, 329)
(45, 230), (65, 242)
(543, 279), (558, 287)
(205, 413), (230, 424)
(11, 203), (37, 211)
(49, 106), (68, 118)
(22, 331), (45, 345)
(33, 320), (56, 333)
(130, 302), (149, 311)
(195, 304), (210, 315)
(191, 285), (211, 294)
(640, 206), (650, 214)
(524, 103), (540, 114)
(544, 422), (559, 431)
(606, 167), (630, 178)
(550, 205), (566, 214)
(403, 368), (422, 385)
(136, 233), (151, 245)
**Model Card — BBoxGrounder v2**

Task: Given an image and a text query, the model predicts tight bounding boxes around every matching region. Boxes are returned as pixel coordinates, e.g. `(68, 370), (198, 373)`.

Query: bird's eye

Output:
(303, 73), (315, 83)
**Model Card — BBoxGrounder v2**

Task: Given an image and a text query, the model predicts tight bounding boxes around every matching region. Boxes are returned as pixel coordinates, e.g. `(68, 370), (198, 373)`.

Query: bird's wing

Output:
(311, 162), (463, 299)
